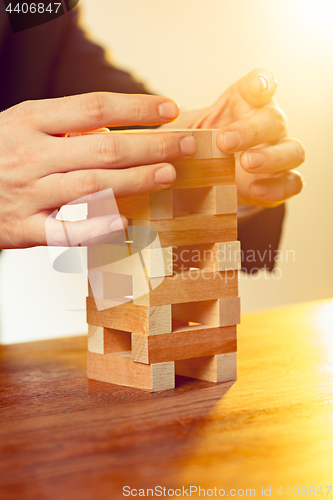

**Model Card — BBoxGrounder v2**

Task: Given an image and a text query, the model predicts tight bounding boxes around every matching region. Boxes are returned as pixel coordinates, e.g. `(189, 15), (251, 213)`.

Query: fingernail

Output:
(253, 184), (271, 198)
(158, 101), (180, 120)
(248, 74), (269, 98)
(155, 165), (176, 185)
(247, 153), (265, 169)
(223, 131), (241, 151)
(110, 217), (124, 232)
(180, 136), (196, 156)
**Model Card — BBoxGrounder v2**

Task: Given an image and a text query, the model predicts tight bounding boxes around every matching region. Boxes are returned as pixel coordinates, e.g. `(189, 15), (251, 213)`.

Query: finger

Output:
(217, 105), (288, 153)
(42, 130), (196, 174)
(32, 163), (177, 210)
(47, 215), (128, 247)
(210, 68), (278, 126)
(26, 212), (127, 247)
(249, 170), (304, 205)
(237, 68), (278, 107)
(19, 93), (180, 134)
(240, 138), (305, 174)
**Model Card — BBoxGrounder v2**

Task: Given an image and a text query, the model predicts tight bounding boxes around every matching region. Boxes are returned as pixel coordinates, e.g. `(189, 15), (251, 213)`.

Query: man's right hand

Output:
(0, 92), (196, 249)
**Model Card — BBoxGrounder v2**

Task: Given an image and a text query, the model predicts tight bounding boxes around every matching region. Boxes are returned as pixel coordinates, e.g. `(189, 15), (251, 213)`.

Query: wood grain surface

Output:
(116, 190), (173, 220)
(133, 269), (238, 306)
(131, 325), (237, 364)
(171, 158), (235, 189)
(86, 298), (172, 335)
(172, 186), (237, 216)
(1, 299), (333, 500)
(132, 213), (237, 247)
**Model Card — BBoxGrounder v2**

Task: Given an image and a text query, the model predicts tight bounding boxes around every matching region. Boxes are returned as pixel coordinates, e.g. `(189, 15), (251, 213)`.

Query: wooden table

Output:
(1, 299), (333, 500)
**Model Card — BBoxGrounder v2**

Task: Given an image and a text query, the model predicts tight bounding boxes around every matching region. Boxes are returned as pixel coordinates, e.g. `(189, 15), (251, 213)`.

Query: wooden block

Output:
(131, 325), (237, 364)
(173, 241), (241, 273)
(104, 328), (132, 353)
(109, 128), (230, 160)
(88, 244), (173, 278)
(172, 297), (241, 328)
(171, 158), (235, 189)
(172, 300), (221, 328)
(87, 351), (175, 391)
(116, 190), (173, 220)
(133, 269), (238, 306)
(215, 185), (238, 214)
(190, 129), (231, 159)
(88, 325), (104, 354)
(219, 297), (241, 326)
(88, 325), (132, 354)
(211, 129), (229, 159)
(87, 187), (172, 220)
(216, 241), (241, 271)
(87, 297), (172, 335)
(141, 246), (173, 277)
(88, 271), (133, 301)
(173, 187), (214, 216)
(191, 129), (212, 159)
(190, 128), (234, 159)
(88, 246), (144, 277)
(172, 186), (237, 216)
(132, 214), (237, 248)
(175, 352), (237, 382)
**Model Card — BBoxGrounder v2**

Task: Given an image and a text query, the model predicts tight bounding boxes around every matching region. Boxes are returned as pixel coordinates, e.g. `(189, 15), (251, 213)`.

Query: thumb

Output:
(236, 68), (278, 107)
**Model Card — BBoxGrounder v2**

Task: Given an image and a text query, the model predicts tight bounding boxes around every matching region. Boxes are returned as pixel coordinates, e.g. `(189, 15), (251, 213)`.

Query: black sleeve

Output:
(47, 11), (152, 98)
(238, 204), (286, 272)
(0, 7), (152, 112)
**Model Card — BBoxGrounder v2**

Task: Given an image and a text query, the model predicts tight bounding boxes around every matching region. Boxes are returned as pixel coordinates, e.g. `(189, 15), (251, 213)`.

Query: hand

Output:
(163, 68), (305, 208)
(0, 92), (197, 249)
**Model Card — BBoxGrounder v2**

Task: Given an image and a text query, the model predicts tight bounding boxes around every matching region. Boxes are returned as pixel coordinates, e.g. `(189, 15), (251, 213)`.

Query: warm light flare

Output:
(276, 0), (333, 71)
(296, 0), (333, 31)
(314, 300), (333, 372)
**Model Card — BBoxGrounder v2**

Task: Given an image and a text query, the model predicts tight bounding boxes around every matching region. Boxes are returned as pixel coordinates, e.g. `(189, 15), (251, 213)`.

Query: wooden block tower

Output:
(86, 129), (241, 391)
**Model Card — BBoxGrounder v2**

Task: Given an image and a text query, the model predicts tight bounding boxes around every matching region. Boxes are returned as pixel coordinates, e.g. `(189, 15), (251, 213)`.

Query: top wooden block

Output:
(109, 129), (231, 160)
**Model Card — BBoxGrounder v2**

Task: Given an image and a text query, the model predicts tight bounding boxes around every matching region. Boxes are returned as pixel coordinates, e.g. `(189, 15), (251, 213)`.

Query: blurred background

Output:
(1, 0), (332, 344)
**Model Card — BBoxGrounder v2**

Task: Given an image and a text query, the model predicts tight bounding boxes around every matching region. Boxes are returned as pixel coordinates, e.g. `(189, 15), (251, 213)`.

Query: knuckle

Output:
(128, 166), (149, 194)
(13, 144), (39, 171)
(130, 96), (150, 123)
(248, 125), (259, 144)
(13, 100), (36, 126)
(49, 226), (68, 247)
(78, 171), (100, 197)
(271, 144), (283, 167)
(154, 135), (172, 159)
(82, 93), (107, 123)
(97, 135), (123, 166)
(271, 106), (288, 135)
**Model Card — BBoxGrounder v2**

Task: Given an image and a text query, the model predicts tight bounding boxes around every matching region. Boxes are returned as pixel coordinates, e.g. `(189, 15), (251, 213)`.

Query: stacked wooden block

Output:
(87, 129), (241, 391)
